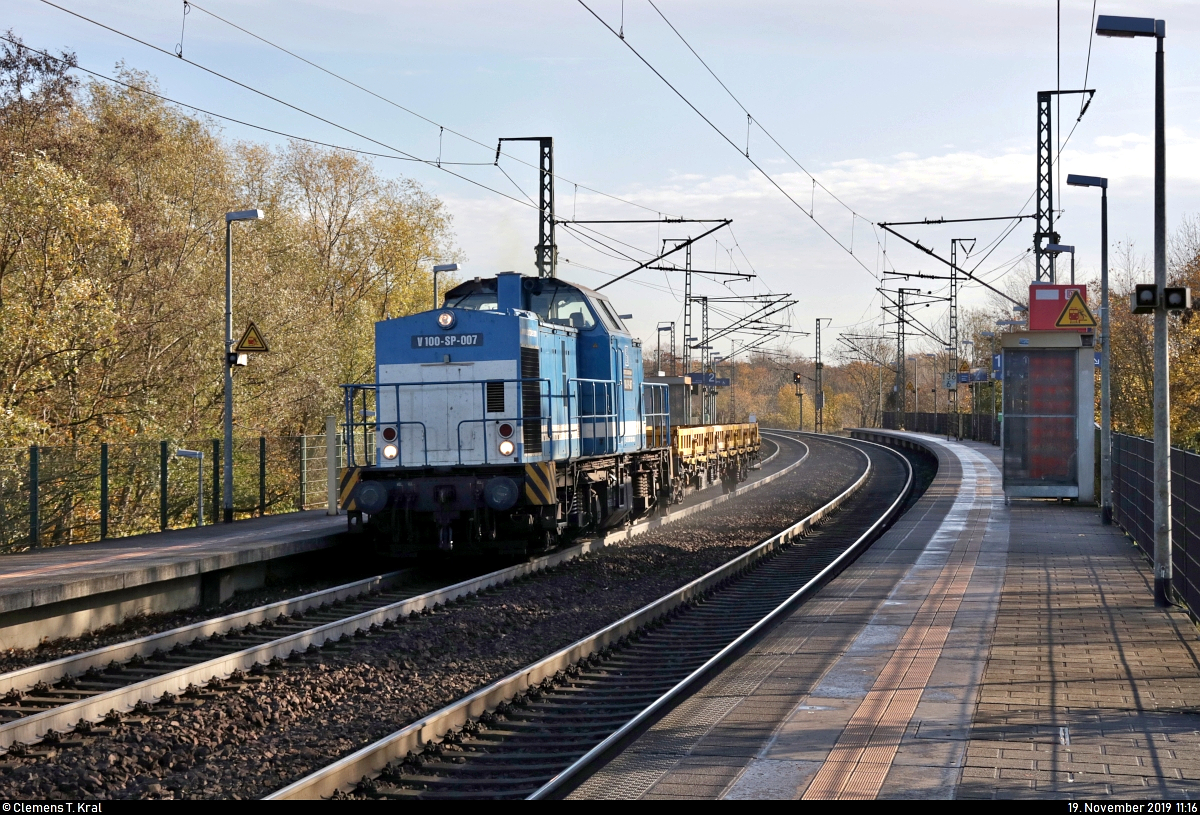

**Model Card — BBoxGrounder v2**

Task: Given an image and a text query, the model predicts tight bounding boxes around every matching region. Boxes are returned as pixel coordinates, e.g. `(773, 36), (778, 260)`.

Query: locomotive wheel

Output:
(535, 529), (556, 553)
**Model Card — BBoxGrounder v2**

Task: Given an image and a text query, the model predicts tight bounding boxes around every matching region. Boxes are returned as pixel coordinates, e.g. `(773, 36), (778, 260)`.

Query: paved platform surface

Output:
(0, 511), (345, 615)
(576, 431), (1200, 800)
(958, 496), (1200, 797)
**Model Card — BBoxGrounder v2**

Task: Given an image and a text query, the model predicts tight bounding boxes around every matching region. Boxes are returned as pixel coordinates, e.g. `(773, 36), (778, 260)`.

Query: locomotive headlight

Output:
(382, 444), (399, 460)
(498, 439), (515, 457)
(437, 310), (456, 330)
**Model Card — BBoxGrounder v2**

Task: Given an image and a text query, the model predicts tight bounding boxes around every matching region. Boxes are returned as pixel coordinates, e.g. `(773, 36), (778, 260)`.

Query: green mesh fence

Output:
(0, 448), (31, 552)
(0, 433), (342, 555)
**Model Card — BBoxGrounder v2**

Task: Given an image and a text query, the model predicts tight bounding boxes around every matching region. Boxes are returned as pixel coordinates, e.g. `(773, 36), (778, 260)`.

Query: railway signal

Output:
(1164, 287), (1192, 311)
(1132, 284), (1158, 314)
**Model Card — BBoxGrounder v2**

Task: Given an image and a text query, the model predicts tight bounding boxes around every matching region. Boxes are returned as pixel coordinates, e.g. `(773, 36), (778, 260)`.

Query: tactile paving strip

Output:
(801, 451), (992, 800)
(575, 442), (958, 800)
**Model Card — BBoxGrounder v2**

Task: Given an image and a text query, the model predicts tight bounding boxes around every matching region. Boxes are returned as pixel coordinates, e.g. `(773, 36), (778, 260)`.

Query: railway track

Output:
(269, 435), (912, 801)
(0, 570), (450, 752)
(0, 435), (804, 755)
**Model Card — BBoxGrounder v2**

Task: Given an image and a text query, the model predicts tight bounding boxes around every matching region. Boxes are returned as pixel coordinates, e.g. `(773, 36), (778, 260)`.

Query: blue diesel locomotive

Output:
(337, 271), (757, 557)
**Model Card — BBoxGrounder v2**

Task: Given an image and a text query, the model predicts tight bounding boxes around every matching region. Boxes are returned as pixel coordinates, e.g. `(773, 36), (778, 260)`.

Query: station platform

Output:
(0, 511), (345, 650)
(577, 430), (1200, 800)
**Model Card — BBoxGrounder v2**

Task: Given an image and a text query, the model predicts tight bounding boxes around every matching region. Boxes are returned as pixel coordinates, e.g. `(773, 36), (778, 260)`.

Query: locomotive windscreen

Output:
(445, 290), (498, 311)
(527, 284), (595, 329)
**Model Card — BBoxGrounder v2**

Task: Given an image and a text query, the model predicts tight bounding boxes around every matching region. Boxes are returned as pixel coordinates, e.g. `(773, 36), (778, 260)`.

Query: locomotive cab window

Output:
(591, 297), (627, 333)
(444, 290), (499, 311)
(527, 284), (595, 330)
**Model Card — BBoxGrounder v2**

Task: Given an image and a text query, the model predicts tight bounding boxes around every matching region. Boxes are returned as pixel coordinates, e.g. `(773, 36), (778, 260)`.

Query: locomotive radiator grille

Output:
(485, 381), (505, 413)
(521, 347), (543, 454)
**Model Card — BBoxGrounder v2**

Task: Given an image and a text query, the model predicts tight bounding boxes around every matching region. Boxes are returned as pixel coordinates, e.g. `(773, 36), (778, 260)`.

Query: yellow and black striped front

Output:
(524, 462), (557, 505)
(339, 467), (363, 510)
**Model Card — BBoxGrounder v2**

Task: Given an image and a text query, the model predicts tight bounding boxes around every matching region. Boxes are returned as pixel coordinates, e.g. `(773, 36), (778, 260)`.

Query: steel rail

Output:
(266, 434), (866, 800)
(0, 436), (805, 752)
(0, 570), (412, 696)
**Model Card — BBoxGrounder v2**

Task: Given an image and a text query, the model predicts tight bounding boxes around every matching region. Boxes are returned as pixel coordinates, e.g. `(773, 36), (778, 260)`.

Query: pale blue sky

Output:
(11, 0), (1200, 357)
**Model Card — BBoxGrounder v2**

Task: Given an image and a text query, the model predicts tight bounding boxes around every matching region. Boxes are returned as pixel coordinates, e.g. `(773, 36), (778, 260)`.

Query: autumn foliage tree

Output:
(0, 35), (459, 449)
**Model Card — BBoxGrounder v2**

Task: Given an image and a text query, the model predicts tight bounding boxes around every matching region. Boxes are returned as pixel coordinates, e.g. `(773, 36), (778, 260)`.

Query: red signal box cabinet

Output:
(1028, 283), (1096, 332)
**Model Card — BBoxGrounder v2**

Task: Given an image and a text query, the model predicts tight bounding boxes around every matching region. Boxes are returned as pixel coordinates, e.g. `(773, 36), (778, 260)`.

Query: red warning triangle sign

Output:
(235, 321), (270, 353)
(1055, 291), (1097, 328)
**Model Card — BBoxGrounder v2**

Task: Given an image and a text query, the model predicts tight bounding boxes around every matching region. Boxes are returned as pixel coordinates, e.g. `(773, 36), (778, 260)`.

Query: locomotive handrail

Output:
(341, 378), (554, 467)
(381, 421), (429, 468)
(341, 386), (370, 466)
(341, 373), (664, 467)
(339, 384), (430, 469)
(455, 411), (548, 464)
(461, 377), (555, 464)
(642, 382), (670, 450)
(401, 422), (429, 467)
(570, 378), (622, 455)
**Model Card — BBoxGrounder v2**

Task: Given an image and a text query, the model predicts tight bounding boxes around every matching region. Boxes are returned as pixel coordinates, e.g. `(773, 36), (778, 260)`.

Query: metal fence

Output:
(881, 411), (999, 444)
(1112, 433), (1200, 616)
(0, 431), (344, 555)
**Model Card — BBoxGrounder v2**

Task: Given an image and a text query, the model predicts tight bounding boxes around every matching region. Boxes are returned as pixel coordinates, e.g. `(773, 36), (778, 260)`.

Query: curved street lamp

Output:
(1067, 173), (1111, 525)
(1097, 14), (1172, 605)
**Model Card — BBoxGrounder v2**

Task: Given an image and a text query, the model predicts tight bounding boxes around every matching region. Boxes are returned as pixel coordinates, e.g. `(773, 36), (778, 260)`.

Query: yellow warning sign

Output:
(235, 322), (270, 353)
(1055, 291), (1097, 328)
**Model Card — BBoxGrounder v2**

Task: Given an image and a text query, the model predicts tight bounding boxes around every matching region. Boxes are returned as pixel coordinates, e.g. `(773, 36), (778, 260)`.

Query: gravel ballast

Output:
(0, 562), (505, 676)
(0, 435), (869, 800)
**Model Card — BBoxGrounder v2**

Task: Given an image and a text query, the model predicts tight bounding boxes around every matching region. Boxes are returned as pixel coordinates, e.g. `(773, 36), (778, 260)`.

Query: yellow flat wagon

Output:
(669, 422), (760, 496)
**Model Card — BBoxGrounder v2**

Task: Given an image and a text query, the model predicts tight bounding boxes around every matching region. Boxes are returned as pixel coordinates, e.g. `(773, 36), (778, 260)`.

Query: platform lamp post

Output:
(1097, 14), (1172, 604)
(223, 208), (264, 524)
(960, 340), (969, 434)
(656, 323), (674, 376)
(906, 356), (919, 415)
(711, 354), (724, 421)
(919, 353), (936, 429)
(685, 336), (698, 422)
(176, 449), (204, 527)
(941, 345), (954, 441)
(1067, 173), (1112, 524)
(432, 263), (458, 309)
(729, 341), (740, 421)
(980, 331), (999, 443)
(1045, 244), (1076, 284)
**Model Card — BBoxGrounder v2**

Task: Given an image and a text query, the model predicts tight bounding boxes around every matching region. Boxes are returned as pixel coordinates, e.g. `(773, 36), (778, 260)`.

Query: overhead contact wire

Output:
(183, 0), (676, 218)
(36, 0), (542, 209)
(576, 0), (878, 281)
(1, 38), (505, 172)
